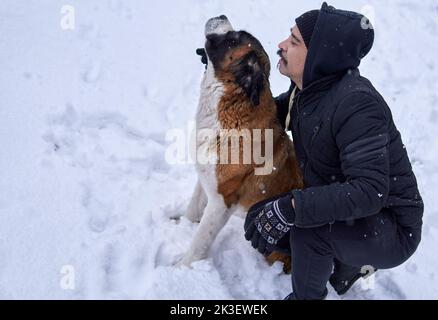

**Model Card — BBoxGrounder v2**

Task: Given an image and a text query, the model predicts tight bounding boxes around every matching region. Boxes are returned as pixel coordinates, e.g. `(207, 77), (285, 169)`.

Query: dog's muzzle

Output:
(205, 15), (234, 36)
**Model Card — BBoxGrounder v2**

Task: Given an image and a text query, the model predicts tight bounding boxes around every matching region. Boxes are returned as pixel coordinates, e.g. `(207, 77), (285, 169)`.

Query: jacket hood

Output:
(302, 2), (374, 88)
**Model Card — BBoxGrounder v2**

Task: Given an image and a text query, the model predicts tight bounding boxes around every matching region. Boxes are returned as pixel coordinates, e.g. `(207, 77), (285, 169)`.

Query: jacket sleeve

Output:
(274, 84), (294, 129)
(291, 92), (390, 227)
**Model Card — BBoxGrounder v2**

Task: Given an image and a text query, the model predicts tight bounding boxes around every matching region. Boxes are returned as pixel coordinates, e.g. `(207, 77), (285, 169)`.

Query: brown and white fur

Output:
(177, 16), (303, 269)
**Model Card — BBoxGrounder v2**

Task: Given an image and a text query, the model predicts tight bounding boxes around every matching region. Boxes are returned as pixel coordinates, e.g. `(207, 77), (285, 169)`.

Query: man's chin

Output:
(278, 59), (288, 73)
(278, 64), (289, 78)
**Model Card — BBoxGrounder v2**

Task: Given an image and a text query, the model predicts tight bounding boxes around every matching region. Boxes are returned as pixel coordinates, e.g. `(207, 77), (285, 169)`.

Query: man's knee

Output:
(290, 226), (332, 257)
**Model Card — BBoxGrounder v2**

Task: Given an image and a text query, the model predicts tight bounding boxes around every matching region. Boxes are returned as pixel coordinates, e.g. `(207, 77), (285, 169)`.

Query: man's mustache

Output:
(277, 49), (287, 63)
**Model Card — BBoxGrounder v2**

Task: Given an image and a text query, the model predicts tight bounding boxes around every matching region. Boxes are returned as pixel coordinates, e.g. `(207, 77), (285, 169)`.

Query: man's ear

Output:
(233, 52), (265, 106)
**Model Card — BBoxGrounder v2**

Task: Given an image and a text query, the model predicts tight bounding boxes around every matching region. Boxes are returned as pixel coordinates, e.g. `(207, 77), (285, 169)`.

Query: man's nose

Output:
(278, 39), (287, 51)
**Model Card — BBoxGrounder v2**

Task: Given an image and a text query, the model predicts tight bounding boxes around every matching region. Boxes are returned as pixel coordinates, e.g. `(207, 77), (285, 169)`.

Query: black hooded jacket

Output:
(275, 3), (423, 247)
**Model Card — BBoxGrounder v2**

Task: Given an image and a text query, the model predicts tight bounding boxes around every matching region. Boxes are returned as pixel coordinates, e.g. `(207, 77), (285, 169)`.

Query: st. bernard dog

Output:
(177, 15), (303, 269)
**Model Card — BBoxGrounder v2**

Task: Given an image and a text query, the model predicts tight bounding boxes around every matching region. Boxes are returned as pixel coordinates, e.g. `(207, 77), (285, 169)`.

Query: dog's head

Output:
(204, 16), (271, 106)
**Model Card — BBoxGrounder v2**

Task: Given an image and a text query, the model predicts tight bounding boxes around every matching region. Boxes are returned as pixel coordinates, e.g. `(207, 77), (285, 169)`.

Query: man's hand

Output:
(196, 48), (208, 69)
(244, 192), (295, 254)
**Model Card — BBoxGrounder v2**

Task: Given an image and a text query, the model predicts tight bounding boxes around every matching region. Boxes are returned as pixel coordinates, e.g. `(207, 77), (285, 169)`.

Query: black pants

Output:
(279, 209), (421, 300)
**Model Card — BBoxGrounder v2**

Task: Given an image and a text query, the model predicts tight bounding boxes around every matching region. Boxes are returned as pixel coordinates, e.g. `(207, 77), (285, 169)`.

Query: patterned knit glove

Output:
(244, 192), (295, 254)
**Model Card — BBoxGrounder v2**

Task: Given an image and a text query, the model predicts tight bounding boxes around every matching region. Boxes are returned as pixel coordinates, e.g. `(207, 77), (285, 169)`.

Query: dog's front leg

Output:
(185, 179), (208, 223)
(177, 198), (231, 267)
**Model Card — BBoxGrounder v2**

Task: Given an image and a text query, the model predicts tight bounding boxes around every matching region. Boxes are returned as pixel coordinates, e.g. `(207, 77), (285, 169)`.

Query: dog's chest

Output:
(196, 67), (224, 131)
(195, 67), (224, 164)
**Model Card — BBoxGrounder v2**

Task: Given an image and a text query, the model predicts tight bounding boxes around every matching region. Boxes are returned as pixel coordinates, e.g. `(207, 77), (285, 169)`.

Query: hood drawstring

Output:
(285, 85), (298, 130)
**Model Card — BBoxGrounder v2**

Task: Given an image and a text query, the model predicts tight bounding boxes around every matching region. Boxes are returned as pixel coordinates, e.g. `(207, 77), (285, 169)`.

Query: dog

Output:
(177, 15), (303, 269)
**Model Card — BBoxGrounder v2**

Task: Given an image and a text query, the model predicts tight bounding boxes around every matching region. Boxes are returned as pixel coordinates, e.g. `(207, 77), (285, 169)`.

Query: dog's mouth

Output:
(204, 15), (234, 65)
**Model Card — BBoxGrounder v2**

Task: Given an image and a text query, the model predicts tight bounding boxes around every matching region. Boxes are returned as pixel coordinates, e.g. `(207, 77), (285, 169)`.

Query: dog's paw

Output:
(185, 216), (201, 224)
(184, 210), (202, 224)
(169, 215), (182, 224)
(174, 256), (194, 269)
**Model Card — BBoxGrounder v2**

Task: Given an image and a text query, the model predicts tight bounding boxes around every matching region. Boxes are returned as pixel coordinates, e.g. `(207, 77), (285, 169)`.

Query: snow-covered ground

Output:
(0, 0), (437, 299)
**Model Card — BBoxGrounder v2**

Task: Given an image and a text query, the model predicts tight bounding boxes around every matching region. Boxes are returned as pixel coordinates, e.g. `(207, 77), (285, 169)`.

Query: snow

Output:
(0, 0), (437, 299)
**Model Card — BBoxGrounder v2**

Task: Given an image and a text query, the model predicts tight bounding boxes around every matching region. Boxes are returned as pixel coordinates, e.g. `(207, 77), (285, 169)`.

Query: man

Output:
(242, 3), (424, 299)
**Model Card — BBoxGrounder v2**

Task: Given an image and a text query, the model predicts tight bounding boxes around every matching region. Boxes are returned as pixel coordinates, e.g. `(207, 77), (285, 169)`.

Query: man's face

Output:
(277, 25), (308, 87)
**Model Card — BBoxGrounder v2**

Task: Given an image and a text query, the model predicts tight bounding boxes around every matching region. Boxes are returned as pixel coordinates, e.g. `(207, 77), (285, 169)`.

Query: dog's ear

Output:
(233, 52), (265, 106)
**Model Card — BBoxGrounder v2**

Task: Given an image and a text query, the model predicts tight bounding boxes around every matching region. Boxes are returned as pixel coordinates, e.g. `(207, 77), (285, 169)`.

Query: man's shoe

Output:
(283, 288), (328, 300)
(283, 292), (297, 300)
(329, 260), (377, 295)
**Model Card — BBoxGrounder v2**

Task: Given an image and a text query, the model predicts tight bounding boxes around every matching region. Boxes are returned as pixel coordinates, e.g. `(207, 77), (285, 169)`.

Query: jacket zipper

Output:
(292, 78), (340, 231)
(295, 100), (332, 230)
